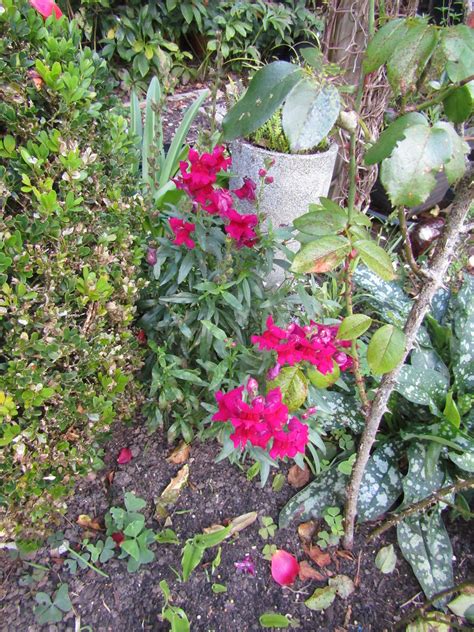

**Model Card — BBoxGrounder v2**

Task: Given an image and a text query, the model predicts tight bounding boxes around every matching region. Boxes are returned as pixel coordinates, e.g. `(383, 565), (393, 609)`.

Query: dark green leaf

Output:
(443, 82), (474, 124)
(364, 113), (427, 165)
(367, 325), (406, 375)
(394, 365), (449, 407)
(337, 314), (372, 340)
(358, 442), (403, 522)
(363, 18), (408, 73)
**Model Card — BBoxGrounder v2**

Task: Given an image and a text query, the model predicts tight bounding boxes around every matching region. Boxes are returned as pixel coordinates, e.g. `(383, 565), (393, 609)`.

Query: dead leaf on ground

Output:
(154, 464), (189, 521)
(76, 514), (103, 531)
(166, 442), (190, 465)
(298, 560), (325, 582)
(336, 549), (354, 561)
(305, 544), (332, 568)
(203, 512), (258, 538)
(287, 463), (311, 488)
(298, 520), (317, 543)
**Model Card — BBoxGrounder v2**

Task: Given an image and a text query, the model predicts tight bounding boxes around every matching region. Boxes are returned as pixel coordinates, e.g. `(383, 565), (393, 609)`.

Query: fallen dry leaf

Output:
(166, 442), (190, 465)
(287, 463), (310, 488)
(305, 544), (332, 568)
(155, 464), (189, 521)
(105, 470), (115, 486)
(298, 560), (325, 582)
(297, 520), (317, 543)
(76, 514), (102, 531)
(228, 511), (258, 536)
(336, 549), (354, 561)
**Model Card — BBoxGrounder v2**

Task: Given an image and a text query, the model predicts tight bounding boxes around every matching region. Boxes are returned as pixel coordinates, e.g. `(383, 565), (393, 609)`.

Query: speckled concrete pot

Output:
(230, 139), (338, 226)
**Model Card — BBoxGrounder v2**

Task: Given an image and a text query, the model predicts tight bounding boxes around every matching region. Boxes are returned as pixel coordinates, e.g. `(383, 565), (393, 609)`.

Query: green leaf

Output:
(353, 239), (396, 281)
(308, 389), (364, 433)
(142, 76), (162, 184)
(293, 205), (348, 236)
(442, 25), (474, 82)
(163, 606), (191, 632)
(364, 112), (428, 165)
(268, 366), (308, 411)
(363, 18), (409, 73)
(443, 392), (461, 428)
(402, 443), (446, 506)
(375, 544), (397, 574)
(386, 21), (438, 94)
(130, 90), (143, 144)
(394, 365), (449, 407)
(452, 275), (474, 395)
(53, 584), (72, 613)
(181, 541), (205, 581)
(380, 124), (453, 208)
(443, 81), (474, 124)
(124, 492), (147, 513)
(124, 518), (145, 538)
(397, 511), (453, 600)
(291, 236), (351, 274)
(201, 320), (227, 341)
(305, 586), (337, 611)
(3, 134), (16, 154)
(358, 441), (403, 522)
(337, 314), (372, 340)
(259, 613), (291, 628)
(121, 539), (140, 561)
(155, 529), (180, 545)
(282, 79), (341, 151)
(211, 583), (227, 594)
(222, 61), (303, 141)
(279, 467), (347, 528)
(434, 122), (469, 184)
(307, 362), (340, 389)
(367, 325), (406, 375)
(194, 526), (230, 548)
(448, 593), (474, 623)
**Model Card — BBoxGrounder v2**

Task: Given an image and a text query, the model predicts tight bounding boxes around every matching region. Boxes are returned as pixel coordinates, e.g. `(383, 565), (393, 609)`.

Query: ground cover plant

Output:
(0, 0), (144, 540)
(1, 1), (473, 631)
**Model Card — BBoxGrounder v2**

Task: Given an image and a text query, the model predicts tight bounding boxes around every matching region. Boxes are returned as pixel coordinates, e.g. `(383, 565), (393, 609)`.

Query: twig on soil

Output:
(343, 165), (474, 550)
(368, 476), (474, 541)
(400, 592), (423, 609)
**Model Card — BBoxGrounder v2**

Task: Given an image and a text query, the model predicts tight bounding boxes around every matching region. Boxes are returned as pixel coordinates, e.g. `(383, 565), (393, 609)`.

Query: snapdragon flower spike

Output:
(224, 209), (258, 248)
(233, 177), (257, 201)
(212, 383), (308, 458)
(252, 317), (353, 375)
(30, 0), (63, 19)
(174, 145), (231, 196)
(169, 218), (196, 249)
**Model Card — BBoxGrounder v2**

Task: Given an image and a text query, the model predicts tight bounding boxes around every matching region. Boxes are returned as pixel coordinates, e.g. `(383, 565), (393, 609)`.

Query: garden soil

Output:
(1, 421), (473, 632)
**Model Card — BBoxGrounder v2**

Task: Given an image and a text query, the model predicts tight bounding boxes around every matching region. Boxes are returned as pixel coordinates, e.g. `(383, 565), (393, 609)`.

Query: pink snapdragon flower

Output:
(169, 218), (196, 249)
(29, 0), (63, 19)
(252, 318), (353, 375)
(224, 209), (258, 248)
(233, 177), (257, 201)
(174, 146), (231, 196)
(212, 380), (308, 459)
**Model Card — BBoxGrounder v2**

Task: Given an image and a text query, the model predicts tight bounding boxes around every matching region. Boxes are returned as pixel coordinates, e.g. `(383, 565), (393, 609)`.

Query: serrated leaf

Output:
(363, 18), (409, 73)
(386, 21), (438, 94)
(397, 510), (453, 600)
(291, 236), (351, 274)
(380, 124), (453, 208)
(442, 25), (474, 82)
(282, 79), (341, 151)
(375, 544), (397, 574)
(367, 325), (406, 375)
(305, 586), (337, 611)
(268, 366), (308, 411)
(358, 441), (403, 522)
(337, 314), (372, 340)
(293, 206), (348, 236)
(222, 61), (303, 141)
(354, 239), (396, 281)
(364, 112), (428, 165)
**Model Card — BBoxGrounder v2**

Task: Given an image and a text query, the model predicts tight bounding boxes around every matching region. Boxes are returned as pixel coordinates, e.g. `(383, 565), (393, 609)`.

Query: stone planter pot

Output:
(230, 139), (338, 226)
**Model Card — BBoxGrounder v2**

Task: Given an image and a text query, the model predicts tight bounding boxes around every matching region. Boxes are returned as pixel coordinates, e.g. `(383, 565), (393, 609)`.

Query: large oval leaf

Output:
(268, 366), (308, 411)
(364, 112), (427, 166)
(367, 324), (406, 375)
(293, 205), (348, 236)
(434, 122), (469, 184)
(291, 236), (351, 274)
(363, 18), (408, 73)
(337, 314), (372, 340)
(442, 24), (474, 83)
(282, 79), (341, 152)
(443, 81), (474, 124)
(353, 239), (396, 281)
(222, 61), (303, 141)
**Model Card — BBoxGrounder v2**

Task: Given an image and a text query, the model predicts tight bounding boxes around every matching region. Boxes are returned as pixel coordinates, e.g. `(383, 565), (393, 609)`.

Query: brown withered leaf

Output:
(297, 520), (317, 543)
(298, 560), (325, 582)
(305, 544), (332, 568)
(76, 514), (102, 531)
(228, 511), (258, 535)
(287, 463), (310, 488)
(154, 464), (189, 521)
(336, 549), (354, 561)
(166, 442), (190, 465)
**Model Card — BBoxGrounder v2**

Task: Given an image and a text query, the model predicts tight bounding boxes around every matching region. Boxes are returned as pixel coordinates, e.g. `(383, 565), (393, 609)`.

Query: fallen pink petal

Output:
(271, 549), (300, 586)
(117, 447), (132, 465)
(234, 554), (256, 576)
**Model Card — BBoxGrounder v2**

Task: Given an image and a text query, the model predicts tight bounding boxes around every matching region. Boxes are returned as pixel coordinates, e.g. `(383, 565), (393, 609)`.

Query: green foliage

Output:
(160, 580), (191, 632)
(34, 584), (72, 625)
(181, 526), (230, 581)
(0, 0), (144, 539)
(258, 515), (277, 540)
(317, 506), (344, 549)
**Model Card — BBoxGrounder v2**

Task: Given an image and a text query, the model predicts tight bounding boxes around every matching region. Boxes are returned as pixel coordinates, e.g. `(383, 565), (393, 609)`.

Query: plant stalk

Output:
(343, 165), (473, 550)
(398, 206), (424, 277)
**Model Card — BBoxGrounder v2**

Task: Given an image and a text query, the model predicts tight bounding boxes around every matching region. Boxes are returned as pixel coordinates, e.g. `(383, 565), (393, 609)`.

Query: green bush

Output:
(0, 1), (144, 539)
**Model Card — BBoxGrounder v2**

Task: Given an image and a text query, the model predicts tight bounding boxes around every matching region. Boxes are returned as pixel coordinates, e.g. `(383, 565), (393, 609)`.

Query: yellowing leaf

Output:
(154, 464), (189, 520)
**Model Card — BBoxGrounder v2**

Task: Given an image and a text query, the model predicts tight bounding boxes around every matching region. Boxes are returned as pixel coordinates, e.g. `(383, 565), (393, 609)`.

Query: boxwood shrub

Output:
(0, 1), (145, 540)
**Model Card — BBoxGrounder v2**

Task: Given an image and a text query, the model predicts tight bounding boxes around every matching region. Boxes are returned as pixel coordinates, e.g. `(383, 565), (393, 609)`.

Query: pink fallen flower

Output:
(29, 0), (63, 19)
(234, 554), (256, 576)
(271, 549), (300, 586)
(169, 218), (196, 249)
(117, 447), (132, 465)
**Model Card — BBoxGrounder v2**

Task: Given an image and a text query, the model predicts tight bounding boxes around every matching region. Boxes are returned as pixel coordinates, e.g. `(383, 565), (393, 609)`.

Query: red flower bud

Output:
(117, 447), (132, 465)
(271, 549), (300, 586)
